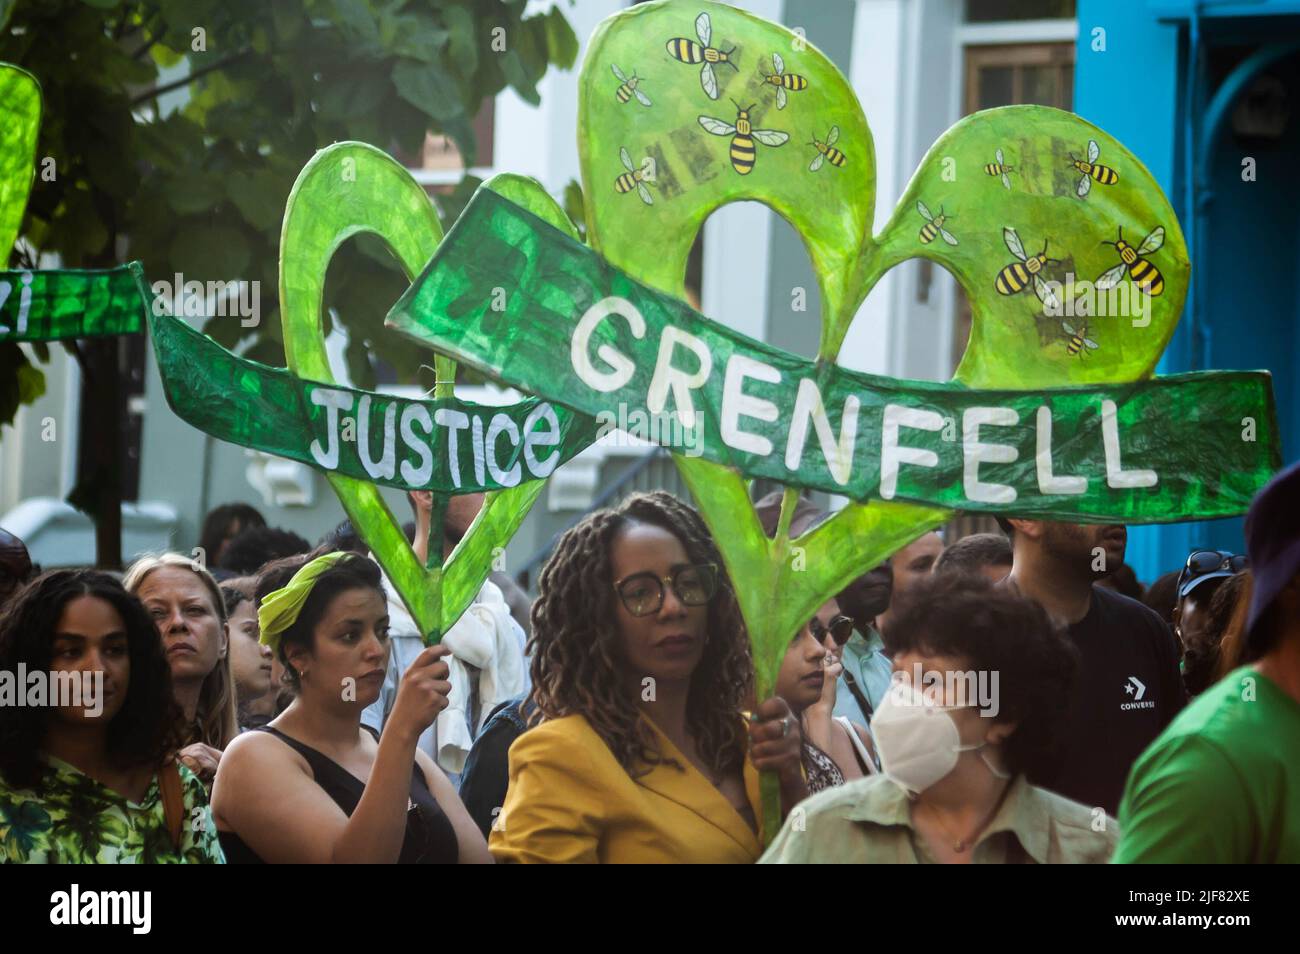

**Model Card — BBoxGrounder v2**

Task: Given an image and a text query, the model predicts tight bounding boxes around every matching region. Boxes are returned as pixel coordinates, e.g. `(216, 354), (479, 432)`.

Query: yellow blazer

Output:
(489, 713), (763, 863)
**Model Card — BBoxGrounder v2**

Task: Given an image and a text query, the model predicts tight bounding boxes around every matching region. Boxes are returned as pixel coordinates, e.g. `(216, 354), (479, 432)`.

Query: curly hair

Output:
(0, 570), (183, 791)
(881, 572), (1080, 779)
(528, 491), (753, 779)
(123, 553), (238, 752)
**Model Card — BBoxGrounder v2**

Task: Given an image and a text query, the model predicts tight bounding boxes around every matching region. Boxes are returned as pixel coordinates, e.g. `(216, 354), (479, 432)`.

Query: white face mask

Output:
(870, 682), (1009, 795)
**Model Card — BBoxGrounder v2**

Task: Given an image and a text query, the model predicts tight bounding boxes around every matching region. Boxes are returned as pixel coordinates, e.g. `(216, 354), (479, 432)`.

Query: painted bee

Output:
(984, 148), (1014, 190)
(699, 102), (788, 176)
(1096, 226), (1164, 296)
(666, 12), (737, 101)
(762, 52), (807, 109)
(611, 64), (651, 107)
(1070, 139), (1119, 198)
(1062, 320), (1099, 358)
(614, 147), (656, 205)
(917, 201), (958, 246)
(995, 227), (1060, 309)
(808, 125), (846, 172)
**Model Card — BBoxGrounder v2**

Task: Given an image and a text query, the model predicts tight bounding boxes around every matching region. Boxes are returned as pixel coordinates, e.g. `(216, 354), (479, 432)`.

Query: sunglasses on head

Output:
(805, 614), (856, 647)
(613, 563), (718, 618)
(1178, 549), (1248, 589)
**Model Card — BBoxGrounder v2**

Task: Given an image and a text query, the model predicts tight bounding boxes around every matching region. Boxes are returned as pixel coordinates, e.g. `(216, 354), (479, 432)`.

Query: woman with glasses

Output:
(490, 492), (805, 863)
(775, 600), (878, 793)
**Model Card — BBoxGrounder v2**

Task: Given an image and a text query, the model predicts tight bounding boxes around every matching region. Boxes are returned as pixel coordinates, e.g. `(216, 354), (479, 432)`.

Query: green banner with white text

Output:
(0, 263), (148, 342)
(388, 188), (1280, 522)
(148, 308), (599, 494)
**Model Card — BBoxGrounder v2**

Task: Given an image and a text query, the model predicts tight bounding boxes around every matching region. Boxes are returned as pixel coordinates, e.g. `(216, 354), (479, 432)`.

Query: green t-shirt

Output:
(1114, 666), (1300, 863)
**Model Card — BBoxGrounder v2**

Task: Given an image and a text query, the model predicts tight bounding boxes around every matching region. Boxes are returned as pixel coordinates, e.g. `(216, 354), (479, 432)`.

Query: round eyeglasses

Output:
(613, 563), (718, 617)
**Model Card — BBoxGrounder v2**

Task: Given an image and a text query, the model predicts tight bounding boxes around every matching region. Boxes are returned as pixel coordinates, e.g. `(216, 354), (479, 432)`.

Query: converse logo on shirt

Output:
(1120, 675), (1155, 710)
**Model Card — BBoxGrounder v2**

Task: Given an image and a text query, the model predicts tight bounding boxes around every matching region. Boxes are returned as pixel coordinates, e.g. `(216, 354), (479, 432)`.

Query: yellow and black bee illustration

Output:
(808, 125), (846, 172)
(762, 52), (807, 109)
(666, 12), (737, 101)
(1070, 139), (1119, 198)
(1062, 320), (1099, 358)
(995, 227), (1060, 309)
(611, 64), (651, 107)
(1096, 226), (1164, 296)
(614, 147), (656, 205)
(699, 102), (788, 176)
(917, 201), (958, 246)
(984, 148), (1014, 190)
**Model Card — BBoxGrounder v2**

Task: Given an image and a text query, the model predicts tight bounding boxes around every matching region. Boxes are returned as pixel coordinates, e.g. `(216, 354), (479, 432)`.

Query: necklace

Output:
(916, 785), (1010, 853)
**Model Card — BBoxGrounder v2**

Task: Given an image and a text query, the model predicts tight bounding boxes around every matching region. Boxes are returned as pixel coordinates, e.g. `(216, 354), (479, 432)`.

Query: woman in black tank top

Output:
(211, 553), (491, 864)
(219, 726), (459, 864)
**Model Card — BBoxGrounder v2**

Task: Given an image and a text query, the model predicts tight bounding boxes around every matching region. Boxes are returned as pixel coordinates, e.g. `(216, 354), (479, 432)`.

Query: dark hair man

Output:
(932, 532), (1011, 584)
(995, 518), (1184, 816)
(875, 531), (944, 638)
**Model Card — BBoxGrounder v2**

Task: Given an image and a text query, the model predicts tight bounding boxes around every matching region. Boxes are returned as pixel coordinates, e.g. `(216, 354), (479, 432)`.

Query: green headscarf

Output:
(258, 551), (350, 654)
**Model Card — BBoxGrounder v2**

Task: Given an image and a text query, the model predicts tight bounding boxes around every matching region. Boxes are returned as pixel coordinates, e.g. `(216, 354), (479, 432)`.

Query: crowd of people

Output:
(0, 461), (1297, 864)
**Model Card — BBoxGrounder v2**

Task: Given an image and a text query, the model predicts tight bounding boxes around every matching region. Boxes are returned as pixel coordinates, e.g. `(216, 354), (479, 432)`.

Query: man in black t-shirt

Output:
(995, 519), (1186, 816)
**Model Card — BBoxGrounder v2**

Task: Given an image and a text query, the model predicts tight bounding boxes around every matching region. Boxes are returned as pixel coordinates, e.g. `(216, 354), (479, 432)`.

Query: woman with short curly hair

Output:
(762, 572), (1119, 864)
(491, 492), (805, 863)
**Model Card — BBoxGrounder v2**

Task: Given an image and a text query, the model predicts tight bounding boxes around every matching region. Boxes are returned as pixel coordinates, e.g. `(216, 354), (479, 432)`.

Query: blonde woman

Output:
(125, 553), (238, 785)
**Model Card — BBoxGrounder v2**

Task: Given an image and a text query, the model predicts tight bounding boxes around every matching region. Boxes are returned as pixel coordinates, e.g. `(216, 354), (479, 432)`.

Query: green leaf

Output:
(386, 12), (449, 64)
(49, 189), (110, 263)
(150, 43), (185, 69)
(328, 0), (380, 45)
(170, 224), (250, 279)
(270, 3), (304, 44)
(561, 178), (586, 242)
(227, 168), (286, 231)
(392, 59), (465, 123)
(316, 71), (389, 120)
(542, 6), (578, 70)
(499, 47), (539, 106)
(0, 343), (45, 428)
(444, 3), (478, 77)
(17, 353), (45, 402)
(438, 114), (477, 168)
(161, 175), (223, 214)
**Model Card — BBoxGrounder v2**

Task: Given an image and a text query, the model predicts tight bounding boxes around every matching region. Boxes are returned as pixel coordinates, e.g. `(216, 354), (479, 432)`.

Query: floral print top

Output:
(0, 756), (225, 864)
